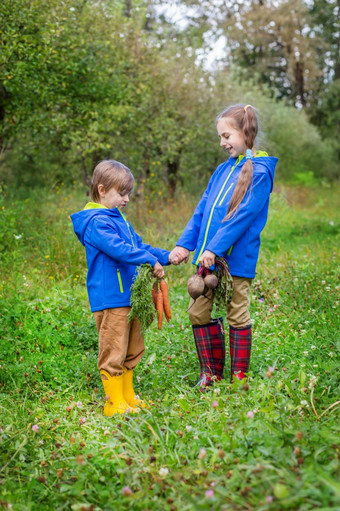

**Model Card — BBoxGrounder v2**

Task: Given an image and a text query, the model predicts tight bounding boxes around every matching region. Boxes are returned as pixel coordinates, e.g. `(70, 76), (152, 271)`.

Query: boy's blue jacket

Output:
(177, 154), (278, 278)
(71, 205), (170, 312)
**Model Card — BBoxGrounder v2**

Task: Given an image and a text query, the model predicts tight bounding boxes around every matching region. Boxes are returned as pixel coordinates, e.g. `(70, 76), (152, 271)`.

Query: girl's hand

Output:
(199, 250), (216, 269)
(169, 246), (190, 265)
(153, 262), (165, 279)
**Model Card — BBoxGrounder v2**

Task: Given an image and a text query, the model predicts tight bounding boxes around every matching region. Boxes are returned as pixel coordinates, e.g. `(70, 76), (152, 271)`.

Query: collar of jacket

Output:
(83, 202), (108, 210)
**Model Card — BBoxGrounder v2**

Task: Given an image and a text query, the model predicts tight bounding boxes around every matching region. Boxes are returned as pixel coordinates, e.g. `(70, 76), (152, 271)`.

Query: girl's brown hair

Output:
(216, 104), (258, 220)
(90, 160), (135, 203)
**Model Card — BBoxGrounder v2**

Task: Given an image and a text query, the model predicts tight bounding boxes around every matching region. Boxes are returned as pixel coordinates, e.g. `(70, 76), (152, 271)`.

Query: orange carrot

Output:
(160, 279), (171, 322)
(152, 280), (158, 309)
(155, 289), (163, 330)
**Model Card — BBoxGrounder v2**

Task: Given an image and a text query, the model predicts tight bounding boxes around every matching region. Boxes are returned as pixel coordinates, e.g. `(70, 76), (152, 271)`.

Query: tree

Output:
(0, 0), (219, 193)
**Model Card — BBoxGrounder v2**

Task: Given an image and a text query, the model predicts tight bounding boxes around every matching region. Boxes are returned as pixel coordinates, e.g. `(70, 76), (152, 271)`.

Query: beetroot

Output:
(187, 274), (205, 299)
(204, 273), (218, 289)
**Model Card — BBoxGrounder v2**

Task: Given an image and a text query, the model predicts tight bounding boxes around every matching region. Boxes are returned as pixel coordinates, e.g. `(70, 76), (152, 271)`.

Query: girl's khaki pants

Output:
(93, 307), (144, 377)
(188, 276), (252, 328)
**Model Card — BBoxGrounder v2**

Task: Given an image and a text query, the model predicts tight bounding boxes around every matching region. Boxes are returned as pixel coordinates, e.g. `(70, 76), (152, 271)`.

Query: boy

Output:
(71, 160), (170, 415)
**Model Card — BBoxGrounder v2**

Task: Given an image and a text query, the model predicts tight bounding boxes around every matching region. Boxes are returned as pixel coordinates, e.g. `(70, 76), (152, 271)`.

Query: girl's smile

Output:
(216, 117), (247, 159)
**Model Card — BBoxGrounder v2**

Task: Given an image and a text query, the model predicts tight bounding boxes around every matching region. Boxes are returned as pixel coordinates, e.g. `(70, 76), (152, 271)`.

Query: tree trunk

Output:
(295, 59), (306, 106)
(166, 159), (179, 198)
(124, 0), (132, 18)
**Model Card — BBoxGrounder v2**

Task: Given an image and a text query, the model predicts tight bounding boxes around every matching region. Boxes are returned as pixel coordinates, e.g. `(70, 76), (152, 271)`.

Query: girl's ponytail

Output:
(217, 104), (258, 221)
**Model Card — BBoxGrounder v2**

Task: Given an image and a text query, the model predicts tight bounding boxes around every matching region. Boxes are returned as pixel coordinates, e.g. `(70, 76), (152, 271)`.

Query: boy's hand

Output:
(153, 262), (164, 279)
(169, 246), (190, 265)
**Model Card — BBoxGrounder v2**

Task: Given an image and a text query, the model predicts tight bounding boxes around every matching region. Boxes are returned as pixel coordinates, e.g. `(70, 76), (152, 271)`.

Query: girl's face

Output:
(216, 117), (246, 159)
(98, 184), (130, 210)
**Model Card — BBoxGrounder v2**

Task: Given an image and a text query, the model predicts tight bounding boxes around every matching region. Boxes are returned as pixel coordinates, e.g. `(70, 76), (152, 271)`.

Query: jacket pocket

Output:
(117, 269), (124, 293)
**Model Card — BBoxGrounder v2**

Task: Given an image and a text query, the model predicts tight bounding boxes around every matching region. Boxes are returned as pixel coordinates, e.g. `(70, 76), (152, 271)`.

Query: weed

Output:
(0, 184), (339, 510)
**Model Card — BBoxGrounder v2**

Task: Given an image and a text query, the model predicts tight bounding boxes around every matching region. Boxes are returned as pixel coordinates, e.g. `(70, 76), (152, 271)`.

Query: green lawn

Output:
(0, 183), (339, 510)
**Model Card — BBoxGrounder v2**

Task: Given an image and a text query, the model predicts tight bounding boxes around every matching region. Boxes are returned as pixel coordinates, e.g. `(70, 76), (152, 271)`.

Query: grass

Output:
(0, 182), (339, 510)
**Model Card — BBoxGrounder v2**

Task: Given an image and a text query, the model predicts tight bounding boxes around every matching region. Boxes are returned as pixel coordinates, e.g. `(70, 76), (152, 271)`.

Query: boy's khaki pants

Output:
(93, 307), (144, 377)
(188, 276), (252, 328)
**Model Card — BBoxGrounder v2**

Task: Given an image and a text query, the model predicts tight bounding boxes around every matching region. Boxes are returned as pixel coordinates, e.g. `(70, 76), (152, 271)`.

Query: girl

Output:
(71, 160), (170, 415)
(169, 104), (278, 387)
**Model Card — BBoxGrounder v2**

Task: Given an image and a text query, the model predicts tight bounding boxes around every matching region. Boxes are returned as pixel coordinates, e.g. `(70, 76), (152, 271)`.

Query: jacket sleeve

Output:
(87, 217), (158, 267)
(134, 231), (170, 266)
(176, 172), (216, 250)
(206, 170), (272, 257)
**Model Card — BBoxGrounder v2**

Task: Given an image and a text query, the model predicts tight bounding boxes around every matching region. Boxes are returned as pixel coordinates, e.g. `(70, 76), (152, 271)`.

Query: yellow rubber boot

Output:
(123, 368), (147, 409)
(100, 370), (133, 416)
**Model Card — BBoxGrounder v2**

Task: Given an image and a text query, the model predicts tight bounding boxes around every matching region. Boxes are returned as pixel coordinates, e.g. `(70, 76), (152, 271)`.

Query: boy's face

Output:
(98, 185), (130, 210)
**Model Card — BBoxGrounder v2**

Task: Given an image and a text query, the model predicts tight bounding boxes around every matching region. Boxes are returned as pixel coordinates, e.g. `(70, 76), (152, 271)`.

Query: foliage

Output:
(0, 184), (339, 510)
(308, 79), (340, 161)
(156, 0), (340, 175)
(309, 0), (340, 81)
(129, 264), (155, 333)
(220, 0), (323, 107)
(211, 75), (340, 181)
(212, 257), (233, 317)
(1, 0), (339, 192)
(0, 0), (218, 193)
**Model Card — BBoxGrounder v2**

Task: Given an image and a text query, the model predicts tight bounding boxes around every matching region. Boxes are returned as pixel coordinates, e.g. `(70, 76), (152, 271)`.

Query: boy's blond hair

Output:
(90, 160), (135, 203)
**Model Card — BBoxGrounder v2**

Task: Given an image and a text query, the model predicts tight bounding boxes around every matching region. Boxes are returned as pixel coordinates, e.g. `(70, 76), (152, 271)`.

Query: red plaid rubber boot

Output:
(192, 318), (225, 389)
(229, 325), (252, 381)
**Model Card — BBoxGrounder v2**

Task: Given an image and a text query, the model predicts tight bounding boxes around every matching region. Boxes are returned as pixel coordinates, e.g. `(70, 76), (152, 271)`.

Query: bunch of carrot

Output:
(152, 279), (171, 330)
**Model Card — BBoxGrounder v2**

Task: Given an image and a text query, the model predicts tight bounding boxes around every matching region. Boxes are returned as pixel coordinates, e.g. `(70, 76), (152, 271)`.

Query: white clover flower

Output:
(328, 352), (334, 358)
(14, 234), (22, 239)
(186, 425), (192, 432)
(159, 467), (169, 477)
(303, 351), (309, 356)
(311, 345), (316, 350)
(308, 376), (317, 388)
(214, 387), (221, 395)
(300, 400), (308, 407)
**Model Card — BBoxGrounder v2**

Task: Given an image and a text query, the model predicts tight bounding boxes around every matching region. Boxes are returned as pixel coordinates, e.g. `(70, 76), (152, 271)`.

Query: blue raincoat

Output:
(177, 153), (278, 278)
(71, 205), (170, 312)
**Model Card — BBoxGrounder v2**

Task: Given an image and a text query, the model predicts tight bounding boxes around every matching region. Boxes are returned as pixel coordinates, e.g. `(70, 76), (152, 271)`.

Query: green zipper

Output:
(195, 162), (239, 263)
(118, 209), (135, 248)
(218, 182), (234, 206)
(117, 269), (124, 293)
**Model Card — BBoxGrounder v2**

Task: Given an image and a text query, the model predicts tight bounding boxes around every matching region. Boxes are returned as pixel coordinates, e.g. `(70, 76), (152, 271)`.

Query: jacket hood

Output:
(255, 156), (278, 192)
(228, 152), (278, 193)
(71, 207), (121, 246)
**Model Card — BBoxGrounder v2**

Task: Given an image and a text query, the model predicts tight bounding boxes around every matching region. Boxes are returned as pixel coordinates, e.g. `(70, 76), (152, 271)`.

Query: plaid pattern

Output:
(229, 325), (252, 380)
(192, 318), (225, 386)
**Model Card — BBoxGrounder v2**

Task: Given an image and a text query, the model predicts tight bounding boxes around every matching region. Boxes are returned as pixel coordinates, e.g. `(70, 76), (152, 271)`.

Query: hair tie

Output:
(246, 149), (252, 159)
(244, 104), (252, 112)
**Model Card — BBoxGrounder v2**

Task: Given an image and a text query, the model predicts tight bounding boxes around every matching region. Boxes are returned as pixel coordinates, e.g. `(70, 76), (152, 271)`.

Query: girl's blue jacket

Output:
(177, 154), (278, 278)
(71, 205), (170, 312)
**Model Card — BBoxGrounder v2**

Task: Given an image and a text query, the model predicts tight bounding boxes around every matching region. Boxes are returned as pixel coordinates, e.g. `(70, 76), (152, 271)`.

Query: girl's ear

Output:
(98, 184), (105, 197)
